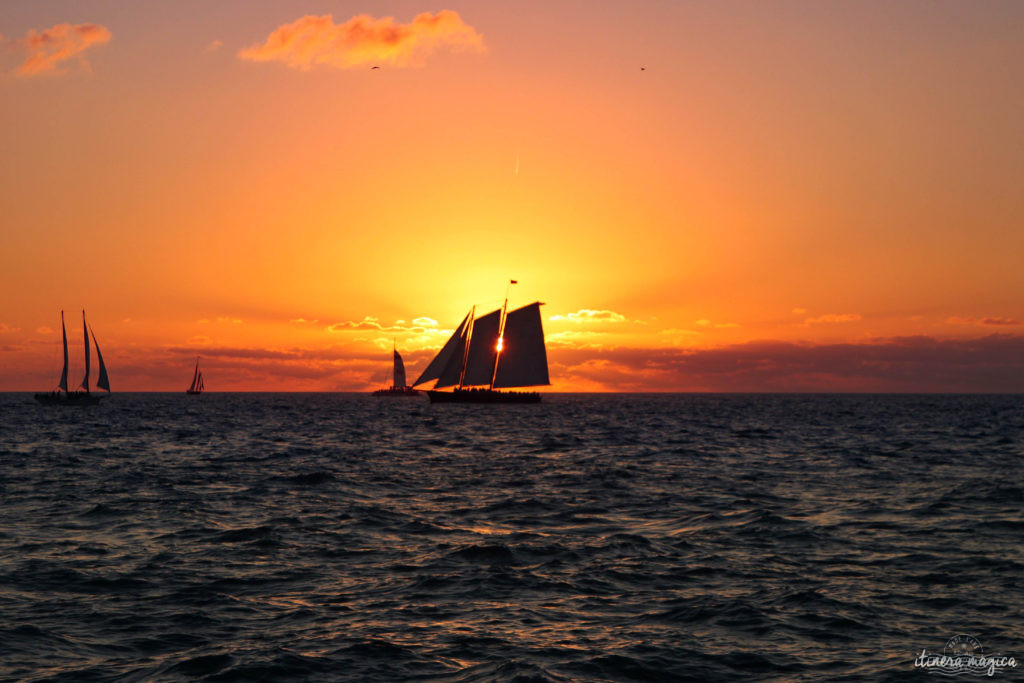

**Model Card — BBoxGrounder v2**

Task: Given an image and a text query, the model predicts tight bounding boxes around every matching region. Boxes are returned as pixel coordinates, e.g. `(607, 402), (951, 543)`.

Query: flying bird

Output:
(640, 66), (646, 71)
(371, 66), (380, 70)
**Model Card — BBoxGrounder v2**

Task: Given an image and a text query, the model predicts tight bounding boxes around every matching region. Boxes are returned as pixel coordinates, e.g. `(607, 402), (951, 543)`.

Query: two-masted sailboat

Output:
(35, 310), (110, 405)
(186, 357), (205, 395)
(412, 282), (549, 403)
(372, 342), (420, 396)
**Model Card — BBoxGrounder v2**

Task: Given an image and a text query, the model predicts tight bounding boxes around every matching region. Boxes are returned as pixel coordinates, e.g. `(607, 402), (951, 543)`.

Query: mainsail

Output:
(393, 349), (407, 388)
(58, 311), (69, 392)
(79, 311), (91, 392)
(413, 313), (470, 387)
(494, 303), (550, 388)
(91, 327), (110, 392)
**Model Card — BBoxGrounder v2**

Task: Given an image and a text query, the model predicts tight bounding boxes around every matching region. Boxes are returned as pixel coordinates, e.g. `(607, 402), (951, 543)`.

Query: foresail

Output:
(461, 309), (501, 386)
(493, 302), (549, 388)
(59, 311), (69, 392)
(188, 360), (199, 392)
(434, 326), (469, 388)
(393, 350), (407, 388)
(80, 311), (91, 391)
(413, 312), (470, 387)
(91, 327), (110, 392)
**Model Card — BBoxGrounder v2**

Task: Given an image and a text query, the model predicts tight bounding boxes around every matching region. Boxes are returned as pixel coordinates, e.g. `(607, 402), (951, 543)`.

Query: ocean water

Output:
(1, 393), (1021, 681)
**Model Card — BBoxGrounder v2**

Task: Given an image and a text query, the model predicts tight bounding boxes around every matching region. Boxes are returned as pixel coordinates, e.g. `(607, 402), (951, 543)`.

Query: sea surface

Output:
(1, 393), (1021, 681)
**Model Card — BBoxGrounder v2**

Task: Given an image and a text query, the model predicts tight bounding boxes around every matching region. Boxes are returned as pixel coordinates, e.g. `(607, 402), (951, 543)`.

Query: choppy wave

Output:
(1, 393), (1021, 680)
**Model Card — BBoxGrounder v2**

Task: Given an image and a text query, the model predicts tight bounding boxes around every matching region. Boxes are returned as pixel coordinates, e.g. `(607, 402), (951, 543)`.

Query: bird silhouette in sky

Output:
(371, 66), (380, 70)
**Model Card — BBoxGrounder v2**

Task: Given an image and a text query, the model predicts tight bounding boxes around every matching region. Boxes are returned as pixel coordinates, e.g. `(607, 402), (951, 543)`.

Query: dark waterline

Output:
(1, 393), (1021, 681)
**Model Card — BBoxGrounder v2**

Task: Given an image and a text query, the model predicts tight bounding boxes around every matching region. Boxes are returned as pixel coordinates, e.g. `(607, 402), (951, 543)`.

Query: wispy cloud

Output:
(549, 309), (627, 324)
(205, 40), (223, 53)
(946, 316), (1021, 326)
(238, 11), (485, 70)
(326, 316), (438, 334)
(696, 319), (739, 329)
(9, 22), (111, 76)
(804, 313), (861, 324)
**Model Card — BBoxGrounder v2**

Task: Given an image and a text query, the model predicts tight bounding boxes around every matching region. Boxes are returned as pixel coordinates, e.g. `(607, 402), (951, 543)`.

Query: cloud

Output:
(36, 326), (54, 334)
(290, 317), (319, 324)
(10, 22), (112, 76)
(238, 10), (485, 70)
(326, 316), (442, 334)
(696, 319), (738, 329)
(946, 316), (1021, 326)
(0, 324), (14, 333)
(549, 309), (627, 324)
(206, 40), (223, 53)
(804, 313), (861, 324)
(792, 308), (807, 315)
(548, 334), (1024, 392)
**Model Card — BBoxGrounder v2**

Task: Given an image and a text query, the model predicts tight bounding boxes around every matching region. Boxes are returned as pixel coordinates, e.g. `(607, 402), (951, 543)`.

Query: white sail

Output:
(79, 311), (91, 391)
(58, 311), (69, 392)
(393, 350), (407, 388)
(493, 302), (550, 388)
(91, 327), (110, 392)
(413, 312), (470, 387)
(462, 309), (501, 386)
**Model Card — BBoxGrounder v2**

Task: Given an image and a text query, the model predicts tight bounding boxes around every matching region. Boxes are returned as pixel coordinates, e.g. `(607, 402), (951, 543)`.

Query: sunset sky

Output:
(2, 1), (1023, 391)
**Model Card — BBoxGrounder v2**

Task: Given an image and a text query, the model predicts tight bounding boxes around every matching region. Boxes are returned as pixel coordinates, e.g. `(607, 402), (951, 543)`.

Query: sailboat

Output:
(186, 357), (205, 395)
(34, 310), (110, 405)
(373, 342), (420, 396)
(412, 281), (549, 403)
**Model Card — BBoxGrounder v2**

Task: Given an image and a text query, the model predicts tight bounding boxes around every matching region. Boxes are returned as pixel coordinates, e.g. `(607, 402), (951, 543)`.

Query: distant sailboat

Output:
(373, 342), (420, 396)
(186, 357), (205, 395)
(35, 310), (110, 405)
(413, 281), (549, 403)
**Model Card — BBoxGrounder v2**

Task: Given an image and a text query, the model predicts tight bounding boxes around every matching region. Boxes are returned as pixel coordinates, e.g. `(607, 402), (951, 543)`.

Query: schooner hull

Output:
(34, 392), (106, 406)
(373, 387), (421, 397)
(426, 389), (541, 404)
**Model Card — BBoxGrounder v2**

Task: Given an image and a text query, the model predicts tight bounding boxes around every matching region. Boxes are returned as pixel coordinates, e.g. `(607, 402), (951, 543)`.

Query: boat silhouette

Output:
(186, 356), (205, 395)
(413, 281), (549, 403)
(35, 310), (110, 406)
(373, 342), (420, 396)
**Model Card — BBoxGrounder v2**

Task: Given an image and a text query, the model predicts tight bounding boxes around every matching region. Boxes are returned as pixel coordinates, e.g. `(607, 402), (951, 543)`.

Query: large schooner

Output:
(186, 357), (205, 395)
(35, 310), (111, 405)
(412, 281), (549, 403)
(373, 342), (420, 396)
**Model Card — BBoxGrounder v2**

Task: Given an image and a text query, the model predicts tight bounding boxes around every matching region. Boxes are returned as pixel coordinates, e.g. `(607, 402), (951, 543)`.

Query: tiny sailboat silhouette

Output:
(35, 310), (110, 405)
(373, 342), (420, 396)
(186, 357), (205, 395)
(413, 281), (549, 403)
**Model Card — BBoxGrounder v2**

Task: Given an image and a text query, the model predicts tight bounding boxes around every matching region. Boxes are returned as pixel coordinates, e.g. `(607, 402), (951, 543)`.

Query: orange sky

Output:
(2, 1), (1023, 391)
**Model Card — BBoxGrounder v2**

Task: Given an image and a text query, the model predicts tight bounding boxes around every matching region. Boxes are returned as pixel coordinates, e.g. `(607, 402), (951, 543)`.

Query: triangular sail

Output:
(434, 324), (470, 389)
(79, 311), (91, 392)
(58, 311), (69, 392)
(461, 309), (501, 386)
(393, 350), (407, 389)
(188, 359), (200, 392)
(493, 302), (550, 388)
(413, 312), (470, 387)
(91, 327), (110, 392)
(198, 372), (204, 392)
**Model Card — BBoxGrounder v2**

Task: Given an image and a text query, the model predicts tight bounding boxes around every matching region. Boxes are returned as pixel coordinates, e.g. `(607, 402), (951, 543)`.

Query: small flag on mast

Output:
(510, 280), (517, 284)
